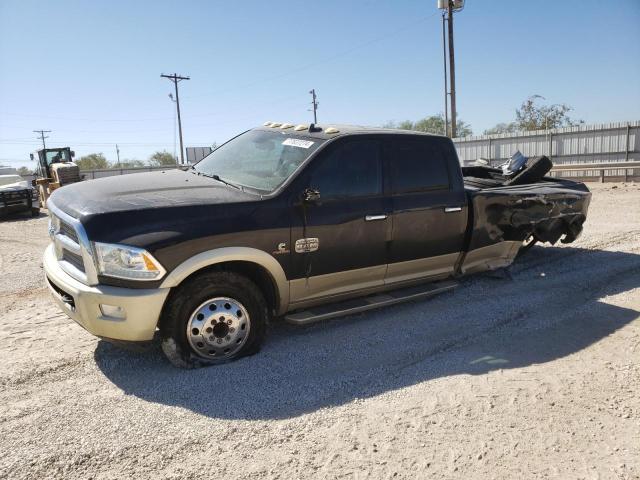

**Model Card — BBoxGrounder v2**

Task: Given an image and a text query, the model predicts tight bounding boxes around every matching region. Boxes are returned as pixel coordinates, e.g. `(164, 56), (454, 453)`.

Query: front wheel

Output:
(160, 271), (268, 368)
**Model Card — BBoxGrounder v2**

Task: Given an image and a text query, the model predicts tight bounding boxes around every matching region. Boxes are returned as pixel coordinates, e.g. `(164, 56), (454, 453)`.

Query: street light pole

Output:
(441, 11), (449, 137)
(437, 0), (463, 137)
(447, 0), (457, 138)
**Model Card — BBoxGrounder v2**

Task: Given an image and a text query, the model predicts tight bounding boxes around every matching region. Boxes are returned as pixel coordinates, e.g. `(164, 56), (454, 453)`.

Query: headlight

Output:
(93, 242), (166, 281)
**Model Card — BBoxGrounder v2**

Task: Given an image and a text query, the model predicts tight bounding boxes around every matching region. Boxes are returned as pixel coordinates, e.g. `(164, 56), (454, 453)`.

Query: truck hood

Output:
(50, 169), (258, 219)
(0, 175), (31, 190)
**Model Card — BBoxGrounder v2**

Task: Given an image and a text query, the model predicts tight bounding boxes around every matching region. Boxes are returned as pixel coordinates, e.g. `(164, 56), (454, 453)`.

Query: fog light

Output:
(100, 304), (126, 320)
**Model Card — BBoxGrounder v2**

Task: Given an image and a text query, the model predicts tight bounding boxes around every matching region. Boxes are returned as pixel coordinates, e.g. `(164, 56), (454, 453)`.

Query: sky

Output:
(1, 0), (639, 169)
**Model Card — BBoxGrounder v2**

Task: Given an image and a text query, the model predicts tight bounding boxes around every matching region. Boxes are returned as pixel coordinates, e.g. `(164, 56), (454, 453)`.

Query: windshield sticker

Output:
(282, 138), (315, 149)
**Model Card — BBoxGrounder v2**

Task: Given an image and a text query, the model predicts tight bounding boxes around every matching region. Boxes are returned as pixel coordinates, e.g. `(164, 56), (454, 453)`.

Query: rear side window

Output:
(309, 139), (382, 199)
(390, 138), (450, 193)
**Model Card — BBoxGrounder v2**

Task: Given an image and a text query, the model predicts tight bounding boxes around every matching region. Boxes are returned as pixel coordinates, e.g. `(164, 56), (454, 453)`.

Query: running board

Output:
(284, 279), (458, 325)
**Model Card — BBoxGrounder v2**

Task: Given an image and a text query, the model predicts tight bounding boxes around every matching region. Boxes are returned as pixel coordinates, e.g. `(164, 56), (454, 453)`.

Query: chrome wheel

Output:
(186, 297), (250, 360)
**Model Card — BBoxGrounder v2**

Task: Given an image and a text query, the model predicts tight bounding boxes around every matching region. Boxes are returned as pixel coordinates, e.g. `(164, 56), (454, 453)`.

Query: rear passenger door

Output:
(385, 136), (467, 284)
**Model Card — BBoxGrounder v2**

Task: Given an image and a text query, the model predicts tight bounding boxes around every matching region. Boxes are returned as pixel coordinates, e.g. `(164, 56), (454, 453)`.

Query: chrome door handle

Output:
(365, 214), (387, 221)
(444, 206), (462, 213)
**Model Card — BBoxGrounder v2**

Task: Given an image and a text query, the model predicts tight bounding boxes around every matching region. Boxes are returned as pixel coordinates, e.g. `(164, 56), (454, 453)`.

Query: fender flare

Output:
(159, 247), (289, 314)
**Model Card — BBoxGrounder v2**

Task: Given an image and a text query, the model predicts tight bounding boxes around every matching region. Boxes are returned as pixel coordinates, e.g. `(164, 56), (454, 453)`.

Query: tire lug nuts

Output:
(227, 319), (232, 325)
(229, 327), (235, 333)
(217, 338), (222, 344)
(225, 335), (231, 341)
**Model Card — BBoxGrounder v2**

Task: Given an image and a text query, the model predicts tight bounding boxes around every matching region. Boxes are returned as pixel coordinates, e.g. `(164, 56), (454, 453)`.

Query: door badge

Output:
(295, 238), (319, 253)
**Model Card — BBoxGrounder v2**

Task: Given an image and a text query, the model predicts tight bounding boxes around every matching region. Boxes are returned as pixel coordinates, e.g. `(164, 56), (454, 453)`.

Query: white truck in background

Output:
(0, 166), (40, 218)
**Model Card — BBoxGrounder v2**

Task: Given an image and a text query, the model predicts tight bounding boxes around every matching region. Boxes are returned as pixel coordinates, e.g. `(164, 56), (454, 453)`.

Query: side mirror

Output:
(30, 153), (34, 161)
(70, 151), (75, 158)
(303, 188), (320, 203)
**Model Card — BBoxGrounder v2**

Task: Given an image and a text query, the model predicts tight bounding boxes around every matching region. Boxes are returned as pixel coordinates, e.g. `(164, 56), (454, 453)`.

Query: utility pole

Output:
(161, 73), (190, 164)
(33, 130), (51, 149)
(309, 89), (319, 124)
(441, 11), (449, 137)
(115, 144), (121, 167)
(447, 0), (457, 138)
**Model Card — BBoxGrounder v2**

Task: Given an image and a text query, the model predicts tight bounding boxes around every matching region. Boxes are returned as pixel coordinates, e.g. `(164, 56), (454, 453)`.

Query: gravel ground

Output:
(0, 182), (638, 479)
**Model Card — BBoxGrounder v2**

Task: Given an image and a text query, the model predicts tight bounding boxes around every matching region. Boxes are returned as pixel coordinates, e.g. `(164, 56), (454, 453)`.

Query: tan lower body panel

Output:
(461, 241), (522, 275)
(289, 264), (387, 306)
(289, 253), (460, 310)
(385, 252), (459, 284)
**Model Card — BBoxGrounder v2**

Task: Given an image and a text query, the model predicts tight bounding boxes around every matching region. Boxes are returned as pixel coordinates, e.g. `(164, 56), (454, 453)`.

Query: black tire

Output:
(505, 155), (553, 186)
(160, 271), (268, 368)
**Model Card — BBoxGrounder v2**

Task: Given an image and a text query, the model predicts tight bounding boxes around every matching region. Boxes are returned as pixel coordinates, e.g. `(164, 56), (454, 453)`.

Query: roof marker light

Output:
(263, 121), (273, 126)
(294, 124), (308, 131)
(280, 123), (294, 129)
(270, 122), (282, 128)
(325, 127), (339, 134)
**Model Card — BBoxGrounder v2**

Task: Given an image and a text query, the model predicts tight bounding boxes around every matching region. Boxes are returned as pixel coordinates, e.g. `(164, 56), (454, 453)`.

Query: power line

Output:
(33, 129), (51, 149)
(0, 139), (178, 146)
(161, 73), (190, 164)
(4, 112), (172, 123)
(181, 13), (438, 101)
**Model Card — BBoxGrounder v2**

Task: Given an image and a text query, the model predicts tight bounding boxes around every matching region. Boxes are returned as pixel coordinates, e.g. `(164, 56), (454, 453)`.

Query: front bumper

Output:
(43, 244), (169, 341)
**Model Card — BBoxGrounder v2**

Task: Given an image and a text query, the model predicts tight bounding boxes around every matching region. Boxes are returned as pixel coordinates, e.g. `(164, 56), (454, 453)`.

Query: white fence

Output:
(20, 165), (183, 184)
(79, 165), (182, 180)
(453, 121), (639, 180)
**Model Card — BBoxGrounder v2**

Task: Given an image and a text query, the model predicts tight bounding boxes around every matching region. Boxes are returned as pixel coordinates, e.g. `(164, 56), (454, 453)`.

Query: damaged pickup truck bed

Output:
(43, 124), (590, 367)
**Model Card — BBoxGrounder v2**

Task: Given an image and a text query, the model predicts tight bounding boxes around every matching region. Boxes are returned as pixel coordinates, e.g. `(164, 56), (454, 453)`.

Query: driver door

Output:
(288, 137), (391, 307)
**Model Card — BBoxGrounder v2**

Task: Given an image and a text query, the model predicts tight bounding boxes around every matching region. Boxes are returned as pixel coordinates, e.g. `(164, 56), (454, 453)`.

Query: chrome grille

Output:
(62, 249), (85, 272)
(48, 201), (98, 285)
(59, 220), (79, 243)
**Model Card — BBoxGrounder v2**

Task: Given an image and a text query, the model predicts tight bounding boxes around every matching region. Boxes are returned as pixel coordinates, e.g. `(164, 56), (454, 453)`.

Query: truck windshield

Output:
(194, 130), (324, 193)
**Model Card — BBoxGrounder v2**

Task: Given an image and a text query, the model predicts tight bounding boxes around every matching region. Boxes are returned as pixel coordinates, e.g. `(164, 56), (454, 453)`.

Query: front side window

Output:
(309, 139), (382, 199)
(195, 130), (324, 192)
(390, 138), (451, 193)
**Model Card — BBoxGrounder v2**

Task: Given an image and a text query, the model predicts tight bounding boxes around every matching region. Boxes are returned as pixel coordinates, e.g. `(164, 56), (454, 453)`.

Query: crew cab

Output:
(43, 123), (590, 367)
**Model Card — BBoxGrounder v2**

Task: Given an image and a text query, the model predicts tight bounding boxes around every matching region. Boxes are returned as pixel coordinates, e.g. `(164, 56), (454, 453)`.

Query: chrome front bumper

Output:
(43, 244), (169, 342)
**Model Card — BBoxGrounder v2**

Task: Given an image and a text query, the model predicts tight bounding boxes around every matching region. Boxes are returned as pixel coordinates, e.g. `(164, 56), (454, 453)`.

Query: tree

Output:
(384, 114), (472, 137)
(118, 159), (145, 168)
(148, 151), (177, 167)
(76, 153), (110, 170)
(17, 166), (33, 176)
(483, 122), (519, 135)
(514, 95), (583, 131)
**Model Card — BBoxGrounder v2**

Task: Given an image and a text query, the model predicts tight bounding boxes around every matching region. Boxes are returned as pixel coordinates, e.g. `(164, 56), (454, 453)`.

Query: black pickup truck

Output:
(44, 123), (590, 367)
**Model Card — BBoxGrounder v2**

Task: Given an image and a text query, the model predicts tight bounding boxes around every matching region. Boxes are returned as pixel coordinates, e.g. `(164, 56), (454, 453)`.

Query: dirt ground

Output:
(0, 182), (638, 480)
